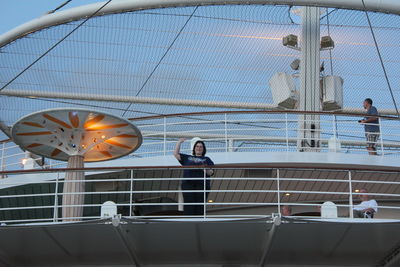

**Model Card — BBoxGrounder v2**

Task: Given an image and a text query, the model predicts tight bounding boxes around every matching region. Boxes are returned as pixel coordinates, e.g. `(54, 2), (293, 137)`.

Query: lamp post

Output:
(12, 108), (142, 221)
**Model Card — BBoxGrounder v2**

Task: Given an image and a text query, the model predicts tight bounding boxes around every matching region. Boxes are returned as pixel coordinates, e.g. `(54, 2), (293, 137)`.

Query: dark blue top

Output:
(178, 153), (214, 188)
(364, 106), (380, 133)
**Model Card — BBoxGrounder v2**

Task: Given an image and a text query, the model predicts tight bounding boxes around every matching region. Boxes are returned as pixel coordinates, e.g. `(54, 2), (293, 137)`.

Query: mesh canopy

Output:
(0, 4), (400, 136)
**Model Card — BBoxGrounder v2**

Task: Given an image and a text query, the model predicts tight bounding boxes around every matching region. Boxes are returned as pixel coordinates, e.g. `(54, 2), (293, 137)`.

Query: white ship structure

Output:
(0, 0), (400, 266)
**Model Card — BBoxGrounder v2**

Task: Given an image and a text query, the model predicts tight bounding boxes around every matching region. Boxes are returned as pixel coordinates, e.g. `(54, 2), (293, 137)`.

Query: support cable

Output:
(320, 8), (337, 21)
(288, 6), (295, 24)
(121, 6), (199, 117)
(0, 0), (114, 92)
(361, 0), (400, 120)
(46, 0), (73, 14)
(325, 8), (334, 75)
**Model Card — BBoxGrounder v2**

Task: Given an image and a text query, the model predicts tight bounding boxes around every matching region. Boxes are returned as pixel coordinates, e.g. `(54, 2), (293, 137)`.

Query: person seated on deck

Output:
(353, 189), (378, 218)
(280, 205), (292, 216)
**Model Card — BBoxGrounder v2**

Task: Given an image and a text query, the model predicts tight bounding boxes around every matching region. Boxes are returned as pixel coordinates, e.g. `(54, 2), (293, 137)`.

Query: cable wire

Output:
(121, 6), (199, 117)
(0, 0), (114, 92)
(46, 0), (73, 14)
(325, 8), (334, 75)
(361, 0), (400, 120)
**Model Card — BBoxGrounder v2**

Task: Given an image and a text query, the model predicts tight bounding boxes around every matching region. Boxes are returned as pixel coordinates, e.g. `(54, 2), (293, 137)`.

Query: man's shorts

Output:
(365, 133), (379, 150)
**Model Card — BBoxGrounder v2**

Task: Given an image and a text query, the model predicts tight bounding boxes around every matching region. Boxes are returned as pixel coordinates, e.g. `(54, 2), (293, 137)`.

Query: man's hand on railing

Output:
(205, 169), (214, 176)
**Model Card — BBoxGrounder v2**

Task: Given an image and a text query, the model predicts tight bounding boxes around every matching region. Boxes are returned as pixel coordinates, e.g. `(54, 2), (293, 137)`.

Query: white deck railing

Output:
(0, 166), (399, 224)
(1, 110), (400, 172)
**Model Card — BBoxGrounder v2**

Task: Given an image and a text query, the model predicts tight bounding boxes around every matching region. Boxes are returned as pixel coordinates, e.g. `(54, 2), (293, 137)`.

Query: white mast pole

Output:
(297, 7), (322, 152)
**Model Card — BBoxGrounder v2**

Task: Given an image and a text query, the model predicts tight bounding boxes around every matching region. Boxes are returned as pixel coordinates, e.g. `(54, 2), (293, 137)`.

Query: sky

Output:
(0, 0), (105, 35)
(0, 0), (103, 140)
(0, 1), (399, 155)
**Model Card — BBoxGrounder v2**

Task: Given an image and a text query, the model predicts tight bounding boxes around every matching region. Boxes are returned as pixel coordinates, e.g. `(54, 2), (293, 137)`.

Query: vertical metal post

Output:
(285, 113), (289, 151)
(348, 170), (354, 218)
(379, 118), (384, 156)
(277, 168), (281, 214)
(224, 113), (228, 152)
(333, 115), (338, 137)
(0, 142), (5, 176)
(178, 184), (184, 212)
(163, 117), (167, 156)
(53, 172), (60, 222)
(203, 168), (207, 219)
(228, 139), (234, 152)
(129, 169), (134, 217)
(297, 6), (321, 152)
(0, 143), (4, 170)
(332, 115), (338, 152)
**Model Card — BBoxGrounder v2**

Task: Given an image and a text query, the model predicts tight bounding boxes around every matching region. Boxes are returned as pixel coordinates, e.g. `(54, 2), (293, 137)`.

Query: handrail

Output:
(2, 164), (400, 175)
(0, 166), (398, 224)
(1, 110), (400, 172)
(128, 109), (399, 122)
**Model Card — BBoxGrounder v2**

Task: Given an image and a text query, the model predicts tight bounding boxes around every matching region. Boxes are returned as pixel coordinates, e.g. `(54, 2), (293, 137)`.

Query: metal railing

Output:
(0, 165), (399, 224)
(1, 110), (400, 172)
